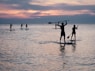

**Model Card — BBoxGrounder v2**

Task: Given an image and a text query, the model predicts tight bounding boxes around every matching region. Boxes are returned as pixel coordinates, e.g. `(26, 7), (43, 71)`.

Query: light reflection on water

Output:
(0, 24), (95, 71)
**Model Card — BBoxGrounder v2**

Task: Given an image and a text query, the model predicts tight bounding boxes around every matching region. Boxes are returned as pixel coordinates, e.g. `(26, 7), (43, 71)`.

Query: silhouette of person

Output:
(57, 21), (67, 43)
(26, 24), (28, 28)
(71, 25), (78, 40)
(10, 24), (12, 31)
(21, 24), (23, 29)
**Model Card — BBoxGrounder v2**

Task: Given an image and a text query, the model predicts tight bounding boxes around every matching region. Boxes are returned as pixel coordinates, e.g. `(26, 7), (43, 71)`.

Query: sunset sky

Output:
(0, 0), (95, 24)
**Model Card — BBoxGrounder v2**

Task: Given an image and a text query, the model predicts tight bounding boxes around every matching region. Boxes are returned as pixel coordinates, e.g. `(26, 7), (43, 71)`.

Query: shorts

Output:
(61, 31), (65, 36)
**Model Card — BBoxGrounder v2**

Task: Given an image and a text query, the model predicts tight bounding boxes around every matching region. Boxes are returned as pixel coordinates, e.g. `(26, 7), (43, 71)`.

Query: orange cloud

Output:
(0, 8), (95, 19)
(0, 4), (39, 18)
(0, 2), (95, 19)
(0, 9), (27, 18)
(38, 10), (95, 16)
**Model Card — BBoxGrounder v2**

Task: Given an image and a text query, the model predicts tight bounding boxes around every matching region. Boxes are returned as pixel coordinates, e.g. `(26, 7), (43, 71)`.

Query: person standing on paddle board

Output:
(10, 24), (12, 31)
(57, 21), (67, 43)
(71, 25), (78, 40)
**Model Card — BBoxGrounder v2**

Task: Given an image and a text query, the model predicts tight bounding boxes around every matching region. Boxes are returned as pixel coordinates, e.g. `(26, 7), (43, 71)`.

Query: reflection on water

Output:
(59, 41), (76, 69)
(60, 39), (76, 53)
(0, 24), (95, 71)
(60, 44), (65, 53)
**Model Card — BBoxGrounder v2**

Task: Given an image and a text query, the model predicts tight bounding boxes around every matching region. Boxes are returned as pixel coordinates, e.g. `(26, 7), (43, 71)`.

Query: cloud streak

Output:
(0, 0), (95, 23)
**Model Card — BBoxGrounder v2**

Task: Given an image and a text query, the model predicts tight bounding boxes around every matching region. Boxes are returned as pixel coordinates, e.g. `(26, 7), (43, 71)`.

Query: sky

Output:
(0, 0), (95, 24)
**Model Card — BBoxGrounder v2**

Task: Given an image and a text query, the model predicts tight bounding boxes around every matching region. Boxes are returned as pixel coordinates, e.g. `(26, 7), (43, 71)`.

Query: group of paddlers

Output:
(50, 20), (78, 43)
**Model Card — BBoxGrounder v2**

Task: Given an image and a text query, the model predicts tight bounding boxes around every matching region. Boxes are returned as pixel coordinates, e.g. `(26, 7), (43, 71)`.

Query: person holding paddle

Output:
(57, 21), (67, 43)
(71, 24), (78, 40)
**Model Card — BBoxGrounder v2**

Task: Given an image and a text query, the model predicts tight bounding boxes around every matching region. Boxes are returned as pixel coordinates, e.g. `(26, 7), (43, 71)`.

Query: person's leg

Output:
(60, 32), (63, 43)
(74, 34), (76, 40)
(73, 34), (76, 43)
(71, 33), (73, 40)
(60, 35), (62, 43)
(64, 33), (66, 43)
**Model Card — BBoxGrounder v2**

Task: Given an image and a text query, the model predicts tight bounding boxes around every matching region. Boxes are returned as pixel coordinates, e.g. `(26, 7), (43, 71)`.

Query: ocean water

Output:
(0, 24), (95, 71)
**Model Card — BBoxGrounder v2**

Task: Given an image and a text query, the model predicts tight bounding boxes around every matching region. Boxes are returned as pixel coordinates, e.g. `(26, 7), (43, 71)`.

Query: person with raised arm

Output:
(57, 21), (67, 43)
(71, 24), (78, 40)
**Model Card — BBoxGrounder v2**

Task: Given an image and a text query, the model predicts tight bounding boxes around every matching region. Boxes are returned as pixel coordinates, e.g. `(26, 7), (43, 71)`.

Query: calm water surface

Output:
(0, 24), (95, 71)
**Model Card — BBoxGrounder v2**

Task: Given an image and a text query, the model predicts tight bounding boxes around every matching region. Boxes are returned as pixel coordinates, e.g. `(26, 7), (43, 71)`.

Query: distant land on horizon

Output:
(0, 14), (95, 24)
